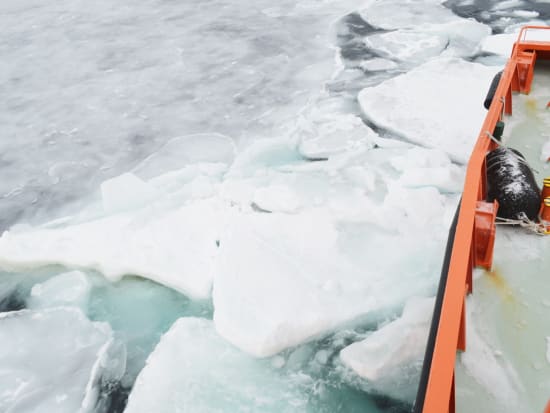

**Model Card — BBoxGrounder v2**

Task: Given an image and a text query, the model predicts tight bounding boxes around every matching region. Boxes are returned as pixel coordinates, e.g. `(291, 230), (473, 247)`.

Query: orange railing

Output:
(414, 26), (550, 413)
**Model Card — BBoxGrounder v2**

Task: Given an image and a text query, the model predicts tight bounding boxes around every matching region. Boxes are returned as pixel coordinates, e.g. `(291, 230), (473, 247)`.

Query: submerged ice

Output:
(125, 318), (308, 413)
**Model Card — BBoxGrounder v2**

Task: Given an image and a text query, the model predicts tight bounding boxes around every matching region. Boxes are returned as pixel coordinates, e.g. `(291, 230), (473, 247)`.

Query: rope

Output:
(485, 131), (503, 147)
(495, 215), (547, 235)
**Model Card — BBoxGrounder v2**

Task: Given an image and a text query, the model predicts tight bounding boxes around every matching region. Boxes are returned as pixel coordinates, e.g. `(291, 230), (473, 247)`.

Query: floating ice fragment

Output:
(101, 173), (160, 214)
(364, 31), (448, 63)
(359, 58), (398, 72)
(340, 296), (434, 402)
(297, 113), (377, 160)
(132, 133), (236, 180)
(0, 308), (124, 413)
(360, 1), (489, 61)
(28, 270), (91, 310)
(125, 317), (308, 413)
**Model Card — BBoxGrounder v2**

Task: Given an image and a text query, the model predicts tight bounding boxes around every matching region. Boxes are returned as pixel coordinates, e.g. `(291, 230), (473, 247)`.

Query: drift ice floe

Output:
(414, 26), (550, 413)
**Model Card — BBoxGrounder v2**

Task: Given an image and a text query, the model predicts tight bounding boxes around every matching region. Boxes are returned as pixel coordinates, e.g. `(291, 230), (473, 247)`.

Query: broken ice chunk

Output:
(339, 296), (435, 402)
(0, 307), (125, 413)
(27, 270), (92, 310)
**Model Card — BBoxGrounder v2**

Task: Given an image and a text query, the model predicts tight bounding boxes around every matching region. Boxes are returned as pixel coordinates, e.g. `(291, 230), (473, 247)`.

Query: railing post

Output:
(457, 299), (466, 352)
(449, 372), (456, 413)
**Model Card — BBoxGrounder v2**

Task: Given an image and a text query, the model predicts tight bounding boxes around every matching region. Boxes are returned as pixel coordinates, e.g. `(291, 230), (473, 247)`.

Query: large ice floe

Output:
(0, 307), (125, 413)
(359, 57), (497, 163)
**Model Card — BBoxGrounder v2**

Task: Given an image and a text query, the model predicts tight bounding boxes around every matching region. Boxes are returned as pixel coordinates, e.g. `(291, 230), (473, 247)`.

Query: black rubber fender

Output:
(486, 147), (540, 221)
(484, 71), (503, 110)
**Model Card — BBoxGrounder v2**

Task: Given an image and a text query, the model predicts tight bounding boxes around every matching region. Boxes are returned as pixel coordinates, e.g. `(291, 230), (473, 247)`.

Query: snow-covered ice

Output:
(0, 307), (125, 413)
(213, 192), (451, 357)
(359, 57), (497, 163)
(360, 0), (490, 61)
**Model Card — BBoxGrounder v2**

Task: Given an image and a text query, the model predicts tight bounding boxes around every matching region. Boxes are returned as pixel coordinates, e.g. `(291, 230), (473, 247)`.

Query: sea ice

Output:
(364, 31), (448, 64)
(0, 198), (223, 300)
(296, 112), (377, 160)
(213, 200), (449, 357)
(101, 173), (160, 214)
(359, 58), (399, 72)
(27, 270), (91, 310)
(339, 296), (435, 403)
(390, 147), (464, 192)
(0, 307), (125, 413)
(360, 1), (458, 30)
(124, 317), (308, 413)
(132, 133), (236, 180)
(359, 57), (497, 163)
(360, 0), (489, 60)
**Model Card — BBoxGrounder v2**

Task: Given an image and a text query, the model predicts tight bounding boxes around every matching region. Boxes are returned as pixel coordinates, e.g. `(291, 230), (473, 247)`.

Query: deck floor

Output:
(456, 61), (550, 413)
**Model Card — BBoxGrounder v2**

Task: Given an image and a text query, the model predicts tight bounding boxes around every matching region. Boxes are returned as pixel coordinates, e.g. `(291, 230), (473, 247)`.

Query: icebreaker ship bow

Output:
(414, 26), (550, 413)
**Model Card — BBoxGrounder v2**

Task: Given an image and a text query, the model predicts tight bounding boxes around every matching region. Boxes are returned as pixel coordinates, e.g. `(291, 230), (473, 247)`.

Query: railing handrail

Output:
(517, 25), (550, 43)
(414, 27), (546, 412)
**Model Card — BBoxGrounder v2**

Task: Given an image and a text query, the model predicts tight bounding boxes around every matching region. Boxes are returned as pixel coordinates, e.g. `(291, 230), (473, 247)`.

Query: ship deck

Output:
(456, 60), (550, 413)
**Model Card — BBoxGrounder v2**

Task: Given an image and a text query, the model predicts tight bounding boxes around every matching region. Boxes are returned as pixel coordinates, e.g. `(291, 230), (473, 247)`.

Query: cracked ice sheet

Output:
(0, 307), (125, 413)
(360, 0), (490, 60)
(125, 317), (308, 413)
(210, 127), (460, 358)
(359, 57), (497, 163)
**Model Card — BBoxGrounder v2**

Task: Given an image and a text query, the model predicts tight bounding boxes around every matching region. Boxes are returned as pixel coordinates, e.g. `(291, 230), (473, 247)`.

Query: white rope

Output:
(485, 131), (503, 147)
(495, 216), (547, 235)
